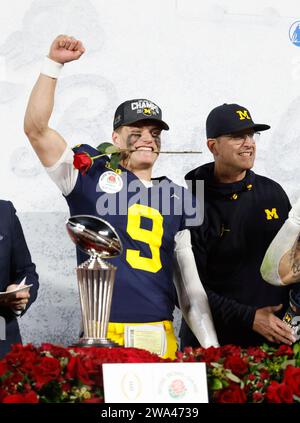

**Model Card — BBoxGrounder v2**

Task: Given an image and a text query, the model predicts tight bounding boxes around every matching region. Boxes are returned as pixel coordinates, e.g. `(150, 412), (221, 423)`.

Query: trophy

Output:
(66, 215), (123, 347)
(283, 289), (300, 342)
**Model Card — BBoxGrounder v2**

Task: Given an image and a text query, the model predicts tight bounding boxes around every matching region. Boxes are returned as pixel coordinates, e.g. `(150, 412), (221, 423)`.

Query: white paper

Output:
(18, 277), (26, 286)
(124, 324), (166, 356)
(0, 284), (33, 298)
(103, 362), (208, 403)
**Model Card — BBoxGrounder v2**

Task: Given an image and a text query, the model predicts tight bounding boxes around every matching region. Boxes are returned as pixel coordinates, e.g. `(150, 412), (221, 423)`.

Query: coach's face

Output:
(207, 129), (258, 179)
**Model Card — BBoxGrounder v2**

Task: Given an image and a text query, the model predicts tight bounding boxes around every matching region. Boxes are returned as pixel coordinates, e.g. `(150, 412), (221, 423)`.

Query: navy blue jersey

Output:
(65, 144), (198, 322)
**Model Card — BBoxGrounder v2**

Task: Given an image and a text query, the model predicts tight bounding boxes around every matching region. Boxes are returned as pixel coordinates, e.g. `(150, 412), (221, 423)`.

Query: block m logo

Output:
(0, 316), (5, 340)
(143, 108), (152, 115)
(264, 208), (279, 220)
(236, 110), (251, 120)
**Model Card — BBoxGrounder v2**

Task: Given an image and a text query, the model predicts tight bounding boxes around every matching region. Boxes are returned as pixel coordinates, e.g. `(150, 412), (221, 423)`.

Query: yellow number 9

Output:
(126, 204), (163, 273)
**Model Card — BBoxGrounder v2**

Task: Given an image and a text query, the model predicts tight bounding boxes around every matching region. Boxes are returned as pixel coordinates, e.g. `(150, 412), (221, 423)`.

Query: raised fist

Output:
(48, 35), (85, 64)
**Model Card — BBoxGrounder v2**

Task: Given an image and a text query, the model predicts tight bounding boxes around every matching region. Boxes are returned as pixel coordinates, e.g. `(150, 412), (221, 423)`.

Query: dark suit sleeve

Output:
(191, 224), (256, 330)
(9, 202), (39, 314)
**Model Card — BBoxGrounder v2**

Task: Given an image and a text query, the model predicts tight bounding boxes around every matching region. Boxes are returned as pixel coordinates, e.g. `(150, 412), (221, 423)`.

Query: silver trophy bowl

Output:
(66, 215), (123, 347)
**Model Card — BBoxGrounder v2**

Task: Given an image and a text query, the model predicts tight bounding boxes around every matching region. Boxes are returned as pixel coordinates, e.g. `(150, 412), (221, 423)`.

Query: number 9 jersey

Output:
(47, 144), (201, 323)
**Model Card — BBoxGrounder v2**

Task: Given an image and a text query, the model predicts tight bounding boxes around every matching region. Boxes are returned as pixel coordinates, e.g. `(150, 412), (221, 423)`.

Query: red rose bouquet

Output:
(1, 342), (300, 403)
(177, 342), (300, 403)
(0, 343), (165, 403)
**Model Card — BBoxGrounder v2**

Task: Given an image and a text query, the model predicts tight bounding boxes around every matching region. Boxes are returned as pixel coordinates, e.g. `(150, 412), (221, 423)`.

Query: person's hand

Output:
(48, 35), (85, 64)
(253, 304), (296, 345)
(0, 284), (30, 310)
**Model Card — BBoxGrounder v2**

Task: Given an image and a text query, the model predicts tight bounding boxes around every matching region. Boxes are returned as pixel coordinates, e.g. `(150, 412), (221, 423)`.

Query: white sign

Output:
(102, 362), (208, 403)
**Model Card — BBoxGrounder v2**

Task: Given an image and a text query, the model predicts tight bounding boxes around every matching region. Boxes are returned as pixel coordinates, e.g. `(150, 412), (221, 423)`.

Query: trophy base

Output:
(70, 337), (120, 348)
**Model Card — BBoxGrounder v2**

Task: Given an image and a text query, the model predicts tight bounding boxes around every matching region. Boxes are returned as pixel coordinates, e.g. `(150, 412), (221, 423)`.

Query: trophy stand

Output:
(66, 215), (123, 347)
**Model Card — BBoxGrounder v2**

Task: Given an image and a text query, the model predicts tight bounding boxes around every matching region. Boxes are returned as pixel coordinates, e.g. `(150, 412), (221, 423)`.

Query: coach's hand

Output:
(253, 304), (296, 345)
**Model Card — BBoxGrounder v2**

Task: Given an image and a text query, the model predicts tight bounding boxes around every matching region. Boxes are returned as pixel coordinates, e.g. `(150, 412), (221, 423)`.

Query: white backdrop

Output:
(0, 0), (299, 346)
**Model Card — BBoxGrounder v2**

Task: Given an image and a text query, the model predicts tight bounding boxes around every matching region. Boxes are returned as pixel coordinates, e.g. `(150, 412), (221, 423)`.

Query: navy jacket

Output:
(180, 163), (290, 348)
(0, 200), (39, 358)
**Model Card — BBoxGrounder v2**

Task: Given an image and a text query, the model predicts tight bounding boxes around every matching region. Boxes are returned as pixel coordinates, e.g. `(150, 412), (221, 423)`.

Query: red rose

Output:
(252, 391), (264, 402)
(2, 391), (39, 403)
(260, 369), (270, 380)
(176, 351), (184, 361)
(183, 346), (194, 355)
(61, 382), (71, 392)
(224, 355), (248, 376)
(274, 344), (293, 357)
(266, 381), (294, 403)
(65, 356), (95, 386)
(4, 344), (40, 378)
(40, 343), (71, 359)
(0, 388), (8, 402)
(284, 365), (300, 396)
(246, 346), (267, 362)
(73, 152), (93, 175)
(215, 382), (247, 403)
(248, 373), (256, 381)
(5, 343), (40, 369)
(201, 346), (222, 363)
(31, 356), (62, 389)
(220, 344), (241, 357)
(192, 347), (205, 356)
(1, 371), (23, 389)
(0, 362), (8, 377)
(82, 347), (164, 364)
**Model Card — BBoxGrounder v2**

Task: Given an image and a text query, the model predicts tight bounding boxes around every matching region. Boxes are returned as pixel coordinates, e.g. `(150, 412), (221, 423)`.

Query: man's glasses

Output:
(222, 132), (261, 144)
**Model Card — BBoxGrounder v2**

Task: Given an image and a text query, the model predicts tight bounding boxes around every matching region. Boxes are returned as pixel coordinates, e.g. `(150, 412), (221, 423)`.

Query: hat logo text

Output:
(236, 110), (251, 120)
(131, 100), (159, 116)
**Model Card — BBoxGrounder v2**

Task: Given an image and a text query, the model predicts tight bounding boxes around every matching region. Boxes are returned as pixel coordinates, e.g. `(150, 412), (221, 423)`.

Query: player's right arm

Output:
(278, 237), (300, 285)
(261, 196), (300, 286)
(24, 35), (85, 167)
(173, 229), (219, 348)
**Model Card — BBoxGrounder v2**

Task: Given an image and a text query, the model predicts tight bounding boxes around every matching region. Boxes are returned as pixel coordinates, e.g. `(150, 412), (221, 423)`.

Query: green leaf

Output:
(96, 142), (115, 154)
(293, 342), (300, 356)
(224, 370), (241, 384)
(210, 362), (223, 368)
(222, 380), (230, 388)
(96, 142), (122, 170)
(210, 378), (223, 390)
(293, 394), (300, 403)
(280, 359), (296, 369)
(105, 145), (120, 154)
(109, 153), (122, 171)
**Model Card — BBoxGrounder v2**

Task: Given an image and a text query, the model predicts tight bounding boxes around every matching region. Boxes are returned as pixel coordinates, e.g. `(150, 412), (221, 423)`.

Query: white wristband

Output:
(41, 56), (64, 79)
